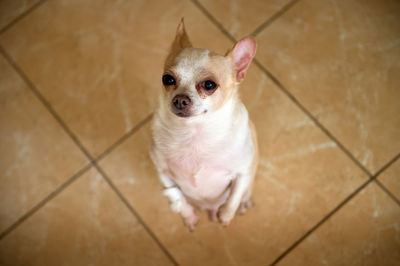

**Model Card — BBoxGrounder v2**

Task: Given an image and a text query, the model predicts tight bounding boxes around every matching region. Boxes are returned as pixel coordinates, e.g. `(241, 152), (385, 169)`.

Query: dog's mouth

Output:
(170, 108), (209, 118)
(175, 112), (190, 117)
(174, 111), (191, 118)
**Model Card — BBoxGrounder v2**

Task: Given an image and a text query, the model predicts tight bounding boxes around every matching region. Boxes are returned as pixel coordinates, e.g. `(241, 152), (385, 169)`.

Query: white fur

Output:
(163, 188), (183, 213)
(151, 45), (257, 230)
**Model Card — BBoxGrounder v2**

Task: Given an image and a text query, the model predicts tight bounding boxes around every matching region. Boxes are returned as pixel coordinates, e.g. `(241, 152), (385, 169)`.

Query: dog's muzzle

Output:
(171, 94), (192, 117)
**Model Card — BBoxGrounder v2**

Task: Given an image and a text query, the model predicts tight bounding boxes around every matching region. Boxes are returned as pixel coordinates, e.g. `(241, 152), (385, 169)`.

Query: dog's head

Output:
(161, 19), (256, 118)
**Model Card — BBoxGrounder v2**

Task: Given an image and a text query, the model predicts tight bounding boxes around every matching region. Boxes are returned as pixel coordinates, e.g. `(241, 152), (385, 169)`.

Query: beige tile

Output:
(0, 0), (39, 30)
(198, 0), (293, 38)
(0, 0), (232, 157)
(0, 55), (88, 233)
(278, 182), (400, 266)
(379, 159), (400, 200)
(255, 0), (400, 174)
(99, 62), (368, 265)
(0, 167), (174, 265)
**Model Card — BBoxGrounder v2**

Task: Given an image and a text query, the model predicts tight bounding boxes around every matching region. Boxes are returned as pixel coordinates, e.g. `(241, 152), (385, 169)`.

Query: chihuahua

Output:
(151, 19), (258, 231)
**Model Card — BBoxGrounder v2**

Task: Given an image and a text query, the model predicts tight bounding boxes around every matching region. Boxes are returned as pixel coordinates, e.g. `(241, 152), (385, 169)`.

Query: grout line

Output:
(374, 179), (400, 207)
(372, 152), (400, 178)
(190, 0), (236, 43)
(251, 0), (300, 37)
(95, 113), (153, 162)
(0, 46), (94, 162)
(0, 47), (178, 265)
(372, 153), (400, 207)
(269, 178), (373, 265)
(0, 163), (92, 240)
(93, 163), (179, 266)
(270, 152), (400, 265)
(0, 0), (48, 36)
(252, 59), (373, 178)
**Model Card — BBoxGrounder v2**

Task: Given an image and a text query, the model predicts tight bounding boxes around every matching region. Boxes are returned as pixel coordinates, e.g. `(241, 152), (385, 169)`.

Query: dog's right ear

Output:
(170, 18), (192, 53)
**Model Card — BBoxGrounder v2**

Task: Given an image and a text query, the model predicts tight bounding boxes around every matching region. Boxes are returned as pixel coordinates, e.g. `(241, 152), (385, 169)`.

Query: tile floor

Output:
(0, 0), (399, 265)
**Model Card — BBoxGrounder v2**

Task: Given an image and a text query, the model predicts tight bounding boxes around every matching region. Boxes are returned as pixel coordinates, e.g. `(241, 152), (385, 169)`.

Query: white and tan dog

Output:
(151, 19), (258, 231)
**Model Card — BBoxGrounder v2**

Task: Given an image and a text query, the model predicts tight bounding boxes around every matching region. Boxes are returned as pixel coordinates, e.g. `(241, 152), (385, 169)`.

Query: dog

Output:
(150, 19), (258, 231)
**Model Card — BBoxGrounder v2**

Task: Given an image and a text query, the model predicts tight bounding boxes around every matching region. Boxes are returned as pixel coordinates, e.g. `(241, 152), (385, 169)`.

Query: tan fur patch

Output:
(203, 54), (237, 111)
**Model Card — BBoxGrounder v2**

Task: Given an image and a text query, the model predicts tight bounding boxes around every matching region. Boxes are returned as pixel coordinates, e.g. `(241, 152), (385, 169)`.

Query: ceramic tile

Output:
(0, 55), (88, 233)
(278, 182), (400, 266)
(0, 167), (174, 265)
(378, 159), (400, 200)
(198, 0), (293, 38)
(99, 62), (369, 265)
(0, 0), (232, 157)
(0, 0), (39, 30)
(255, 0), (400, 174)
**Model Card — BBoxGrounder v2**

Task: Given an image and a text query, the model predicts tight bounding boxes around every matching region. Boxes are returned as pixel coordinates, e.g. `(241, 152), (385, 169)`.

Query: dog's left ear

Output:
(171, 18), (192, 53)
(227, 37), (257, 82)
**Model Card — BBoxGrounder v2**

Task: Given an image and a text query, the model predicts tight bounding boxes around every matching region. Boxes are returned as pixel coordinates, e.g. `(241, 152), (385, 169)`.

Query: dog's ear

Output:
(227, 37), (256, 82)
(171, 18), (192, 53)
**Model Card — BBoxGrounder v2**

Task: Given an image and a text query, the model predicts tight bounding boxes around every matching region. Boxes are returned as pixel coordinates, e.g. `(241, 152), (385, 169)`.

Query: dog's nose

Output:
(172, 94), (192, 110)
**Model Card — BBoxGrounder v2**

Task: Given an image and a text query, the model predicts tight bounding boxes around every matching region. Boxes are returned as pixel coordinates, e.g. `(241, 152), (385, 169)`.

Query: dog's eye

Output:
(162, 74), (176, 86)
(203, 80), (217, 91)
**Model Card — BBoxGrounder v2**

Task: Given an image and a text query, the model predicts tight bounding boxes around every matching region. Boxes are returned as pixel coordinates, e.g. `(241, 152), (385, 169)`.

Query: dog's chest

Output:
(164, 131), (239, 199)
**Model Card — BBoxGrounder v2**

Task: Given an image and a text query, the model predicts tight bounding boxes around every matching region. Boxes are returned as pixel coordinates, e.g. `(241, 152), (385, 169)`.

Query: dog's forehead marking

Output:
(173, 48), (210, 81)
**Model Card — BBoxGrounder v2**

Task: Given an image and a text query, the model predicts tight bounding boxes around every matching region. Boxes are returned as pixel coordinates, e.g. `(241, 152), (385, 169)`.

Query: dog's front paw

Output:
(238, 199), (254, 215)
(218, 205), (235, 227)
(183, 213), (199, 232)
